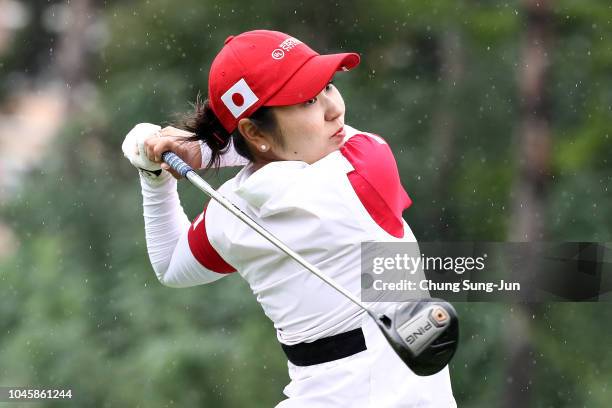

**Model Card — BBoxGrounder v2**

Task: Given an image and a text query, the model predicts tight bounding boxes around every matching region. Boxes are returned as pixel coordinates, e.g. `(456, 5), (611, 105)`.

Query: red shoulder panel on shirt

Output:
(187, 206), (236, 273)
(340, 133), (412, 238)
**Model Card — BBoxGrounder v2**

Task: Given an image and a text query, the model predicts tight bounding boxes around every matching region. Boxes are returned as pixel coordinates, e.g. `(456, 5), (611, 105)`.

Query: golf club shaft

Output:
(162, 151), (369, 313)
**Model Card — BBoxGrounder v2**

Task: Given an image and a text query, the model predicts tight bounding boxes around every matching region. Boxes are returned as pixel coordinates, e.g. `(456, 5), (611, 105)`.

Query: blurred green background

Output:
(0, 0), (611, 406)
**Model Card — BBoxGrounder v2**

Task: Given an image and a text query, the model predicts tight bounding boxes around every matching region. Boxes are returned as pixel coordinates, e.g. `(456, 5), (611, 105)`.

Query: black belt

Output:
(281, 328), (367, 366)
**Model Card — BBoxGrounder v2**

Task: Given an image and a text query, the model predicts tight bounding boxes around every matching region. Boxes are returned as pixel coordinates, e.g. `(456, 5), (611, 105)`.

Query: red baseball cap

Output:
(208, 30), (360, 133)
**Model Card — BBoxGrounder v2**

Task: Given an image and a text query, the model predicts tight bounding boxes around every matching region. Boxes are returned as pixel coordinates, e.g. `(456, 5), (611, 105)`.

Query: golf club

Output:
(162, 151), (459, 376)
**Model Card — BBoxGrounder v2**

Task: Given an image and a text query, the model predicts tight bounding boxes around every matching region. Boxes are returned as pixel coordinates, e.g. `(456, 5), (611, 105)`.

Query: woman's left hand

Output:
(143, 126), (203, 179)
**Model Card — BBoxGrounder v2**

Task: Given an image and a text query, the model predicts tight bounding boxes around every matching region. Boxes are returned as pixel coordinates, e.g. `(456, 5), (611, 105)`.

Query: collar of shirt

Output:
(233, 150), (354, 217)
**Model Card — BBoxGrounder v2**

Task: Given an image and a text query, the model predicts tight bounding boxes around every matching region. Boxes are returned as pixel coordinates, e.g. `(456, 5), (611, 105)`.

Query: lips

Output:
(331, 126), (345, 138)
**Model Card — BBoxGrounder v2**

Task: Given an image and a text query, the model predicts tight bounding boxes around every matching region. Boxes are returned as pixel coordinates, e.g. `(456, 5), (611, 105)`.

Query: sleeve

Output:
(340, 133), (412, 238)
(200, 139), (249, 168)
(140, 172), (235, 288)
(187, 206), (236, 273)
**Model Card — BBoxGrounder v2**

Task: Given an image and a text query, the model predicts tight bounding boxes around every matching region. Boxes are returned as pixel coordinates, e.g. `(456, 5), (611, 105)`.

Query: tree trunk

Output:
(510, 0), (553, 242)
(505, 1), (554, 407)
(54, 0), (92, 109)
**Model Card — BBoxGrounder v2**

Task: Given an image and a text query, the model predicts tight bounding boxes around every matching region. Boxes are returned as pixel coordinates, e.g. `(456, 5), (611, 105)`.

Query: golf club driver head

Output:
(370, 298), (459, 376)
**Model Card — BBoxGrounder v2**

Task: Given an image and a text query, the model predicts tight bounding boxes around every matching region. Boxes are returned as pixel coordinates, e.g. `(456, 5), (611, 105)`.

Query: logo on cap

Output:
(279, 37), (302, 51)
(271, 49), (285, 60)
(220, 78), (259, 119)
(271, 37), (302, 60)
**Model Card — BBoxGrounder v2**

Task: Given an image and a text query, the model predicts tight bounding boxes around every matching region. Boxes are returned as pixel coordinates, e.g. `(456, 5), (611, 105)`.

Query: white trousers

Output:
(276, 314), (457, 408)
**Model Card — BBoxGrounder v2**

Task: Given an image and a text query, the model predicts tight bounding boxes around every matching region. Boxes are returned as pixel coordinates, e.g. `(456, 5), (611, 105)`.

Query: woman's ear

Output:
(237, 118), (270, 152)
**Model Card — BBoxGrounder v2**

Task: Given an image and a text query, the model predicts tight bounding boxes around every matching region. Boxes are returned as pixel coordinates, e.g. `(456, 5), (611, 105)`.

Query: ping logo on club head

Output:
(405, 321), (433, 345)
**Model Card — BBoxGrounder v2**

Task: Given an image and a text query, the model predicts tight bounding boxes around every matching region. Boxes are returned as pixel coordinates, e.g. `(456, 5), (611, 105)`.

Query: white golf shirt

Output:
(140, 125), (456, 407)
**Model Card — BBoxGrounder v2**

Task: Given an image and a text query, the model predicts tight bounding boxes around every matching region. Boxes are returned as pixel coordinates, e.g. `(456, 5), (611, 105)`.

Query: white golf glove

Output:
(122, 123), (170, 181)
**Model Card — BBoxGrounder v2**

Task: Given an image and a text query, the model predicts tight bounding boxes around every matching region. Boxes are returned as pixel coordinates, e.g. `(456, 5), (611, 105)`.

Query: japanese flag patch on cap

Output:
(220, 78), (259, 119)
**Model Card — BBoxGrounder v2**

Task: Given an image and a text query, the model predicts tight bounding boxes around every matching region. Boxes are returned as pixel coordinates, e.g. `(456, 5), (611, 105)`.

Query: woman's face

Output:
(267, 81), (346, 164)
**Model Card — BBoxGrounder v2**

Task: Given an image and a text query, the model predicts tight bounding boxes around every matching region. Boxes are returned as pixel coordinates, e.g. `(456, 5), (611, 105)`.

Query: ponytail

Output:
(180, 93), (278, 170)
(181, 94), (236, 170)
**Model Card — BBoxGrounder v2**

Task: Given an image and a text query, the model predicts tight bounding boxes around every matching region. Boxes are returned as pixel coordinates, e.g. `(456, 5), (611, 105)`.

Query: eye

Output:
(304, 80), (335, 106)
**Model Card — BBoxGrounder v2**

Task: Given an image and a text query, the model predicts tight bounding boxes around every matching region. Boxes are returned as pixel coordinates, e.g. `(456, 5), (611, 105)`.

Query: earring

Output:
(260, 144), (268, 152)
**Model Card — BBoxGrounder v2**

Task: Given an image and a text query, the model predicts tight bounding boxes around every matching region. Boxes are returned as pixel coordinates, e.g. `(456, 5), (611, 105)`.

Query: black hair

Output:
(180, 93), (279, 170)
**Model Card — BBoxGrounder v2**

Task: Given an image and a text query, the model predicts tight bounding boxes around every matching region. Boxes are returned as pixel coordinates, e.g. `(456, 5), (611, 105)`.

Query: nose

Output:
(321, 92), (343, 122)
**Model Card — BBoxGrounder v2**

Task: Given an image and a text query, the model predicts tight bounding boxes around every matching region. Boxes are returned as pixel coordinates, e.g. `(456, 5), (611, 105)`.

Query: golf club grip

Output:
(162, 151), (193, 177)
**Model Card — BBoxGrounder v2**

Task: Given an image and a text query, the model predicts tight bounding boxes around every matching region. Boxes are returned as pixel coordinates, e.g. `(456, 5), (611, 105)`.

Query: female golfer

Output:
(122, 30), (456, 407)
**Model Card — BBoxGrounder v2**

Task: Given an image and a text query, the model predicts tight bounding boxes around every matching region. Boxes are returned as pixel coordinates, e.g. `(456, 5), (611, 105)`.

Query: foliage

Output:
(1, 0), (611, 406)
